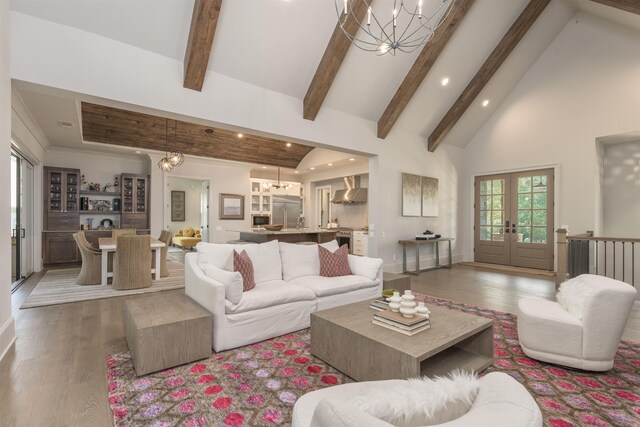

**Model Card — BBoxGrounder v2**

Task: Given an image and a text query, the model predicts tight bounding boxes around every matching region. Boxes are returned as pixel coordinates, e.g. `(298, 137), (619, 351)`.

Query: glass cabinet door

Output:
(122, 176), (134, 213)
(135, 178), (146, 213)
(65, 171), (79, 212)
(251, 195), (260, 212)
(48, 170), (63, 212)
(262, 195), (271, 212)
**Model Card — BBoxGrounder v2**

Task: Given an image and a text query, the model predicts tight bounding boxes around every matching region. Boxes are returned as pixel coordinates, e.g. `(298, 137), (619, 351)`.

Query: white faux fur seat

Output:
(518, 274), (637, 371)
(292, 372), (542, 427)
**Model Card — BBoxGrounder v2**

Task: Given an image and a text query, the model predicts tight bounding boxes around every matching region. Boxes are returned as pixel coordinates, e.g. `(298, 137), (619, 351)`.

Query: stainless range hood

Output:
(330, 176), (367, 204)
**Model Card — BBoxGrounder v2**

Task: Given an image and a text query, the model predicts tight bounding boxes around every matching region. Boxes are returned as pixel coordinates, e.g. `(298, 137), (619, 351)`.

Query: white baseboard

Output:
(383, 253), (464, 274)
(0, 316), (16, 363)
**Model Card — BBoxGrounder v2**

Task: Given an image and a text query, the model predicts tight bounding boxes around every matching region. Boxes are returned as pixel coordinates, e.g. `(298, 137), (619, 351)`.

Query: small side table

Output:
(382, 272), (411, 292)
(398, 238), (454, 275)
(125, 293), (212, 376)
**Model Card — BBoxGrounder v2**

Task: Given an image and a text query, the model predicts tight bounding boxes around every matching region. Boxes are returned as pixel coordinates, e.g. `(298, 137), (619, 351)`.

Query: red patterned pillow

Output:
(318, 244), (352, 277)
(233, 250), (255, 291)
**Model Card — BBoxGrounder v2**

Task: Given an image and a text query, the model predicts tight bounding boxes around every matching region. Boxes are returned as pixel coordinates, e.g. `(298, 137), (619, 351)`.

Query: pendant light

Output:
(167, 120), (184, 167)
(157, 118), (174, 172)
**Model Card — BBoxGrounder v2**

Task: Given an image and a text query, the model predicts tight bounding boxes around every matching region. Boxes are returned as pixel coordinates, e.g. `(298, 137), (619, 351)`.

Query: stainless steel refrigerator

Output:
(271, 195), (301, 228)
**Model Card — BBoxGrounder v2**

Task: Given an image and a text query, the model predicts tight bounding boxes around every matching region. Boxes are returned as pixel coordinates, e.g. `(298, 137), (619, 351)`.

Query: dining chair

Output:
(112, 235), (152, 290)
(73, 232), (102, 285)
(155, 230), (173, 277)
(112, 228), (137, 238)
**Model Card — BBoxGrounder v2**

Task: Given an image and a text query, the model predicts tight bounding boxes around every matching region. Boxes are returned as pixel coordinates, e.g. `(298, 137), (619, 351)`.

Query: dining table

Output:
(98, 237), (166, 286)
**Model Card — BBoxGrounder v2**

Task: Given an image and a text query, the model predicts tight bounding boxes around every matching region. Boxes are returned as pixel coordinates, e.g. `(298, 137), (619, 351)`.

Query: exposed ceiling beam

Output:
(303, 0), (371, 121)
(589, 0), (640, 15)
(183, 0), (223, 91)
(427, 0), (551, 152)
(377, 0), (476, 139)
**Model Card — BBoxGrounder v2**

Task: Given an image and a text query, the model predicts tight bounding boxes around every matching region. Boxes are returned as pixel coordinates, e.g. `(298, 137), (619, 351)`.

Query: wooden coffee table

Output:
(310, 300), (493, 381)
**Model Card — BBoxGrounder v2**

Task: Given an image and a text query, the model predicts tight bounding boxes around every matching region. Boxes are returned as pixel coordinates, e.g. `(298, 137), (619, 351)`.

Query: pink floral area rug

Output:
(107, 296), (640, 427)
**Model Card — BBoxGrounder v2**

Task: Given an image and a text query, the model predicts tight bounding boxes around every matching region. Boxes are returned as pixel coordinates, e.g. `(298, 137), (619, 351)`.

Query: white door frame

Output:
(163, 174), (212, 243)
(316, 185), (332, 228)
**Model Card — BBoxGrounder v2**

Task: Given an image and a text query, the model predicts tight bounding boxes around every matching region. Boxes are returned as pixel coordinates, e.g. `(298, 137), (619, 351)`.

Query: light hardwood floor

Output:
(0, 264), (638, 426)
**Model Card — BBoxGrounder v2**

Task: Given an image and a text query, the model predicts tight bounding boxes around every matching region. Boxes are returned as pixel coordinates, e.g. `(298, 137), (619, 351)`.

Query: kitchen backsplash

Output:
(331, 202), (368, 228)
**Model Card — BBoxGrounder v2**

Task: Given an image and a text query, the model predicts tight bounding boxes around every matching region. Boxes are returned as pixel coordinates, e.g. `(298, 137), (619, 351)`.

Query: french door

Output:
(11, 151), (34, 291)
(474, 168), (554, 270)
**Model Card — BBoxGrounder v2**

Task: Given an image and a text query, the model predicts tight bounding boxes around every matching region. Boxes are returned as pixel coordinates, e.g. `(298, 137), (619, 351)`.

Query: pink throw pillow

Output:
(318, 244), (352, 277)
(233, 250), (255, 291)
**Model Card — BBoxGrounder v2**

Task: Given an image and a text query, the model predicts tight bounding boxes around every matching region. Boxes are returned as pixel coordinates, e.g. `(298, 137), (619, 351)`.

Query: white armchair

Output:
(292, 372), (542, 427)
(518, 274), (637, 371)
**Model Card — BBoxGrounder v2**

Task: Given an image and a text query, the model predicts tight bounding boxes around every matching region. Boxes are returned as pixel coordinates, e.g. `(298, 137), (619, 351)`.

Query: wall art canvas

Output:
(422, 176), (439, 217)
(171, 191), (186, 222)
(219, 193), (245, 220)
(402, 173), (422, 217)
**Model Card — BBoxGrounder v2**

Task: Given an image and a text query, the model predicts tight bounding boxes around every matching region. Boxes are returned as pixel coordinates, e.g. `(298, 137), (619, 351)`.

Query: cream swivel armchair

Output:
(292, 372), (542, 427)
(518, 274), (637, 371)
(112, 235), (152, 291)
(73, 232), (102, 285)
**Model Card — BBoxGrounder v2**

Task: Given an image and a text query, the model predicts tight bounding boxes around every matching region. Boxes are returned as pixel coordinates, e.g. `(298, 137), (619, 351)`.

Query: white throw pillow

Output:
(348, 255), (383, 281)
(320, 239), (339, 252)
(556, 275), (594, 320)
(346, 371), (480, 427)
(197, 240), (282, 285)
(202, 263), (243, 304)
(280, 242), (320, 281)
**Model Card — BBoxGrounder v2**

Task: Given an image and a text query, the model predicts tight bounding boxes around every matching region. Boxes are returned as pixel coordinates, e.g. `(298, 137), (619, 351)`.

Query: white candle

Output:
(367, 7), (371, 25)
(393, 8), (397, 27)
(344, 0), (348, 14)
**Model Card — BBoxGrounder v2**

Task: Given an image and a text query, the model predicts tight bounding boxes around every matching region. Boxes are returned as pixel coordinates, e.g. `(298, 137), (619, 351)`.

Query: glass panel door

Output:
(474, 174), (510, 265)
(11, 151), (34, 291)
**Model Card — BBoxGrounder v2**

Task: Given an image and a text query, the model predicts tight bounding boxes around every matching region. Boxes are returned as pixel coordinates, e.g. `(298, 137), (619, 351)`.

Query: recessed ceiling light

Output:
(262, 166), (267, 169)
(482, 100), (489, 107)
(57, 120), (73, 128)
(441, 77), (449, 86)
(286, 142), (292, 147)
(237, 133), (243, 138)
(310, 167), (315, 170)
(294, 171), (299, 174)
(135, 150), (141, 154)
(205, 128), (214, 134)
(349, 158), (355, 161)
(328, 163), (333, 166)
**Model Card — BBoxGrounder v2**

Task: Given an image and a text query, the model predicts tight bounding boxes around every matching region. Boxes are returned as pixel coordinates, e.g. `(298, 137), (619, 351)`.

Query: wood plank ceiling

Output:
(81, 103), (314, 169)
(183, 0), (223, 91)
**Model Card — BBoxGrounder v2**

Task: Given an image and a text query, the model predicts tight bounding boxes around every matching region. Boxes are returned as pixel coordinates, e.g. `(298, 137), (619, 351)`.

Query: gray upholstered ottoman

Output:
(124, 293), (212, 376)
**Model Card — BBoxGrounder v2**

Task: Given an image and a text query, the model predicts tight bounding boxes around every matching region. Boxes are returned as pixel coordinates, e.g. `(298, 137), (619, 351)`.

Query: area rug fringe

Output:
(21, 261), (184, 309)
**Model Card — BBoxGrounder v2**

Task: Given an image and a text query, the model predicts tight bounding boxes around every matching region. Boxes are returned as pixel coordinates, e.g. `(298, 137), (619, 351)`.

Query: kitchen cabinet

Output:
(44, 167), (80, 231)
(353, 230), (369, 256)
(121, 174), (149, 229)
(250, 180), (272, 215)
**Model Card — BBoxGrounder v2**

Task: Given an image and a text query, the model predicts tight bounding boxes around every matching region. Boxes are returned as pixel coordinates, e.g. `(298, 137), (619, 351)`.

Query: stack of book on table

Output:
(369, 297), (390, 311)
(372, 310), (431, 336)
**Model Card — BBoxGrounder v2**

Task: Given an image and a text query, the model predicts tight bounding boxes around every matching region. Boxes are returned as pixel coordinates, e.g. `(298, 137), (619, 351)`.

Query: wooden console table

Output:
(398, 238), (454, 275)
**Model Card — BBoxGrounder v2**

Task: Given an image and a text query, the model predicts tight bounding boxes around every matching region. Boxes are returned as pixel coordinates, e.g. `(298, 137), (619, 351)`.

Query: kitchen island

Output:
(230, 228), (337, 244)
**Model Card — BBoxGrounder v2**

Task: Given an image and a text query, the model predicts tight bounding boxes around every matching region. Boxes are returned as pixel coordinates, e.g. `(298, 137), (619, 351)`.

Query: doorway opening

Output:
(316, 186), (332, 229)
(166, 176), (211, 245)
(474, 168), (554, 270)
(11, 150), (35, 292)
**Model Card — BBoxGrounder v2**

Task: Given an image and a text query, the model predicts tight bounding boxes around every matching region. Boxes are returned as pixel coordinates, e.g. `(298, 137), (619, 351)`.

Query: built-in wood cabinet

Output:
(43, 232), (80, 264)
(121, 174), (149, 230)
(44, 167), (81, 231)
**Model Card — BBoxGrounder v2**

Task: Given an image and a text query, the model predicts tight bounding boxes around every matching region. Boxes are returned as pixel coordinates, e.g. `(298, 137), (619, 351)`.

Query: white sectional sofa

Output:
(185, 240), (384, 352)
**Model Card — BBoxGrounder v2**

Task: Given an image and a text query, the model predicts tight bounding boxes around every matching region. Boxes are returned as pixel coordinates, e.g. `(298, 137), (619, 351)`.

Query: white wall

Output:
(1, 0), (16, 361)
(10, 13), (465, 273)
(151, 154), (253, 244)
(166, 177), (205, 234)
(602, 140), (640, 238)
(462, 12), (640, 261)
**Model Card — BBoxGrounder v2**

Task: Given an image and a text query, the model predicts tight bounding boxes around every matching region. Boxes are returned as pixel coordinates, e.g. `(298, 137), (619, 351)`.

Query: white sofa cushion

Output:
(556, 275), (593, 320)
(290, 274), (377, 297)
(280, 240), (341, 281)
(197, 240), (282, 285)
(348, 255), (383, 281)
(225, 279), (316, 314)
(202, 263), (243, 304)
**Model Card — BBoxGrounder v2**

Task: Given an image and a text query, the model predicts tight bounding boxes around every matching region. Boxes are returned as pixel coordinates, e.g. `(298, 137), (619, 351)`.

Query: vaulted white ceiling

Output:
(10, 0), (640, 149)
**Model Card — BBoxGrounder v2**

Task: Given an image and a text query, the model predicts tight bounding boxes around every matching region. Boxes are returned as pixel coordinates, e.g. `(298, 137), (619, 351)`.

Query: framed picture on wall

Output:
(219, 193), (245, 220)
(402, 173), (422, 217)
(421, 176), (439, 217)
(171, 191), (186, 222)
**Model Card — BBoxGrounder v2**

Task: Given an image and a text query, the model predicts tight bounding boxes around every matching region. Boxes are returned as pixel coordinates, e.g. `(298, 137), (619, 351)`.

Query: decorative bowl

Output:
(263, 224), (284, 231)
